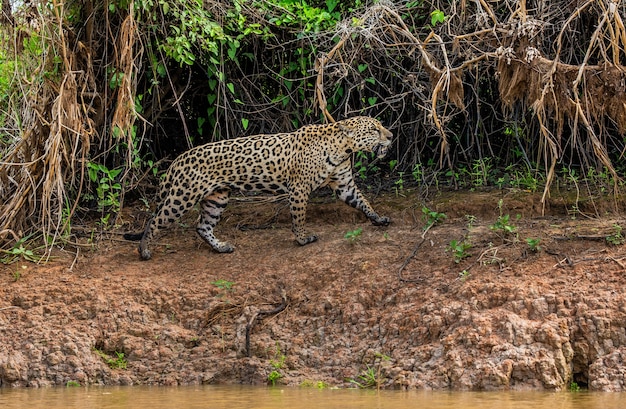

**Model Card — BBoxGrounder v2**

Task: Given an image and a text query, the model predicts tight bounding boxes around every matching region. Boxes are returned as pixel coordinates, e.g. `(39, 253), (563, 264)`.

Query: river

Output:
(1, 386), (624, 409)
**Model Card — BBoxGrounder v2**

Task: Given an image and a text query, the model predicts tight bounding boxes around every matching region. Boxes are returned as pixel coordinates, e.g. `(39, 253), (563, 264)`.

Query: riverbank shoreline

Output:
(2, 190), (625, 390)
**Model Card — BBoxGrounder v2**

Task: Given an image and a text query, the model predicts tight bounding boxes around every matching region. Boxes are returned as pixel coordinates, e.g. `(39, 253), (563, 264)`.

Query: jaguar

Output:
(125, 116), (392, 260)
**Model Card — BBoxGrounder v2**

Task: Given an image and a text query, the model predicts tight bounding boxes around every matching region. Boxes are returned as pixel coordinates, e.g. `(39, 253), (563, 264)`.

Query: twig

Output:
(397, 237), (426, 282)
(246, 289), (288, 357)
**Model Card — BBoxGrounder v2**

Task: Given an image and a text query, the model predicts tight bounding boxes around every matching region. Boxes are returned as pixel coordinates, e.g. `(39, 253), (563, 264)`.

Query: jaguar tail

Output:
(123, 232), (144, 241)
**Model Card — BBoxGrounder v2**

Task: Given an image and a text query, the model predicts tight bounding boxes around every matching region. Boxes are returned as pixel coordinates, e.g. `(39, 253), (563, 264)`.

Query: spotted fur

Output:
(126, 116), (392, 260)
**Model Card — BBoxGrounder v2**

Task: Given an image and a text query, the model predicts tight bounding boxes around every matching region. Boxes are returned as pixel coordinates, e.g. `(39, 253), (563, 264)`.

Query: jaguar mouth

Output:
(374, 142), (390, 158)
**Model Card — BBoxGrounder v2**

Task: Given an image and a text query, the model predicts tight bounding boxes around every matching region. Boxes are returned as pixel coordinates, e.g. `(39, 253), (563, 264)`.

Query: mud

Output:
(1, 190), (626, 390)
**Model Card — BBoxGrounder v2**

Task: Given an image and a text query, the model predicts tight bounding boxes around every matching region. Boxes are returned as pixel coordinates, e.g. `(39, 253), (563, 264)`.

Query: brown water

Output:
(0, 385), (624, 409)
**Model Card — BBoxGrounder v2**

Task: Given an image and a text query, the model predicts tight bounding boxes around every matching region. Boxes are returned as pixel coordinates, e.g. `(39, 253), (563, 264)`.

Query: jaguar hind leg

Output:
(196, 188), (234, 253)
(137, 186), (200, 260)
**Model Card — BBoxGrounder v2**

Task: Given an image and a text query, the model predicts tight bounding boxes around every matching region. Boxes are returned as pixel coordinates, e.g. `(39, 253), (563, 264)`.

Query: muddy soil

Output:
(1, 189), (626, 391)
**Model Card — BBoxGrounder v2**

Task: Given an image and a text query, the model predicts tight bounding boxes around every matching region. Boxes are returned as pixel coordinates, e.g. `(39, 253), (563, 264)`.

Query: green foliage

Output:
(354, 151), (379, 180)
(458, 269), (471, 281)
(348, 352), (390, 389)
(490, 214), (517, 235)
(266, 0), (343, 33)
(300, 380), (330, 388)
(412, 163), (424, 184)
(447, 239), (472, 263)
(349, 365), (378, 389)
(268, 344), (286, 386)
(211, 279), (236, 301)
(525, 237), (541, 252)
(490, 200), (518, 239)
(422, 206), (446, 230)
(394, 171), (405, 196)
(268, 370), (282, 386)
(94, 349), (128, 370)
(66, 380), (81, 387)
(211, 279), (235, 292)
(430, 9), (446, 26)
(344, 227), (363, 243)
(469, 158), (492, 188)
(87, 162), (123, 217)
(606, 224), (625, 246)
(569, 381), (581, 392)
(1, 235), (42, 264)
(144, 0), (226, 66)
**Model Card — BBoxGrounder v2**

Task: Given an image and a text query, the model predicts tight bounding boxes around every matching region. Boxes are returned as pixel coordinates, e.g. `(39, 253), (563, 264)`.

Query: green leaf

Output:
(227, 83), (235, 94)
(156, 62), (166, 77)
(368, 97), (377, 106)
(241, 118), (249, 130)
(357, 64), (368, 73)
(431, 10), (446, 26)
(227, 45), (237, 60)
(326, 0), (338, 13)
(109, 168), (123, 179)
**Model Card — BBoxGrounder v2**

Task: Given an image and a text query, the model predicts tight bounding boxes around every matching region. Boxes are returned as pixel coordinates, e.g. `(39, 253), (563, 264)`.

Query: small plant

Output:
(569, 381), (581, 392)
(606, 224), (625, 245)
(12, 266), (27, 282)
(66, 380), (81, 387)
(394, 171), (405, 196)
(344, 227), (363, 243)
(388, 159), (398, 171)
(490, 214), (518, 235)
(348, 352), (390, 389)
(447, 239), (472, 263)
(87, 162), (123, 215)
(349, 365), (378, 389)
(468, 158), (492, 188)
(430, 9), (446, 26)
(314, 381), (329, 389)
(412, 163), (424, 184)
(268, 344), (286, 386)
(353, 151), (379, 180)
(458, 270), (471, 281)
(1, 235), (41, 264)
(465, 214), (477, 229)
(94, 349), (127, 370)
(525, 237), (542, 252)
(354, 151), (368, 180)
(490, 200), (518, 239)
(268, 369), (282, 386)
(422, 206), (446, 230)
(211, 279), (235, 292)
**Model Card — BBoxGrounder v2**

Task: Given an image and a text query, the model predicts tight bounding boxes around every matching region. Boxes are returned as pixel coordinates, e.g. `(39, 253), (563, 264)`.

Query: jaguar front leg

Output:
(288, 186), (318, 245)
(332, 167), (391, 226)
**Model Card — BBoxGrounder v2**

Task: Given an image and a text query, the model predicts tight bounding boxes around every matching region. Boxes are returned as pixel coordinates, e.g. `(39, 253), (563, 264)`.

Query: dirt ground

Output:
(1, 188), (626, 390)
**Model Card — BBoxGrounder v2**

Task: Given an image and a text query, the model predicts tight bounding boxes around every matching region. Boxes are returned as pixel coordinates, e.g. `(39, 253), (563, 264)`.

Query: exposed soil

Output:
(1, 189), (626, 391)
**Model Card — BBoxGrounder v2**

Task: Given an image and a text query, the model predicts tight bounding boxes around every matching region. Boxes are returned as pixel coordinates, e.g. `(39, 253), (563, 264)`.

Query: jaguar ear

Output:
(338, 123), (355, 137)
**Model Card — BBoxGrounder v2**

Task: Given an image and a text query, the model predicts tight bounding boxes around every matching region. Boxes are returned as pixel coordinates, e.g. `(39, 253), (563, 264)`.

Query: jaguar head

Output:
(339, 116), (392, 159)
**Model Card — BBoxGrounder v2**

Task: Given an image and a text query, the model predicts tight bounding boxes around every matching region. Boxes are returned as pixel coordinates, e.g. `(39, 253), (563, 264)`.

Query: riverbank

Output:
(1, 190), (625, 390)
